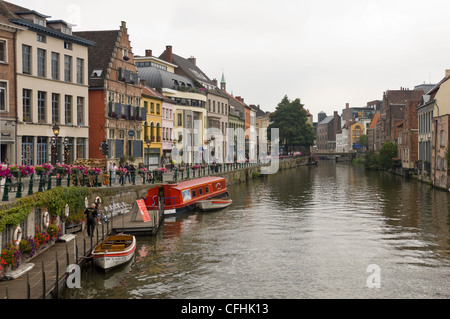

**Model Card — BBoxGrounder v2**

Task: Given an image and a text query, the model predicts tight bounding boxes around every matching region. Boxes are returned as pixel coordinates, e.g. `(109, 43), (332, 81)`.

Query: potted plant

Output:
(1, 243), (20, 272)
(19, 237), (37, 260)
(34, 230), (51, 250)
(47, 224), (62, 240)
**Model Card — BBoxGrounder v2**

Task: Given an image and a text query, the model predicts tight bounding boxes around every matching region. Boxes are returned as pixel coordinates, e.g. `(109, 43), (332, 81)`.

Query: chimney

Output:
(212, 79), (218, 86)
(145, 49), (152, 57)
(166, 45), (173, 63)
(188, 56), (196, 65)
(346, 103), (350, 127)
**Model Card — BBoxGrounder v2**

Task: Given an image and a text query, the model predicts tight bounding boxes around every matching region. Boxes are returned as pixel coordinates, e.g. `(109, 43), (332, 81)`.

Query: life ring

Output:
(13, 226), (22, 247)
(95, 196), (102, 204)
(43, 211), (50, 228)
(65, 204), (70, 218)
(215, 182), (222, 190)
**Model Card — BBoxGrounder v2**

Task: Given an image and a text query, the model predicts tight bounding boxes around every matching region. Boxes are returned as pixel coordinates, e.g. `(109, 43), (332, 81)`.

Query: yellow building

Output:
(142, 86), (164, 168)
(350, 122), (365, 146)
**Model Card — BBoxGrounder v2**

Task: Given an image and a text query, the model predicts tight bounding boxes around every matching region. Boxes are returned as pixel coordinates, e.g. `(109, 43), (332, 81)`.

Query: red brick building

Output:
(75, 22), (144, 164)
(0, 7), (22, 163)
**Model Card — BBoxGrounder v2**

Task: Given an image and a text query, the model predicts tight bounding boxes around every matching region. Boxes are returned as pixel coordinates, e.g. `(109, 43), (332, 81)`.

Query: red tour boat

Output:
(144, 177), (229, 216)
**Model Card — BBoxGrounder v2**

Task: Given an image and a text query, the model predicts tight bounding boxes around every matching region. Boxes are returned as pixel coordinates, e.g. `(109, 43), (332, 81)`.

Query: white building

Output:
(5, 3), (93, 165)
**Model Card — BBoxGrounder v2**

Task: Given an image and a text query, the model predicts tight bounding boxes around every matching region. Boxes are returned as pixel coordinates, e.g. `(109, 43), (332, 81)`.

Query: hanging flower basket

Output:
(56, 163), (71, 176)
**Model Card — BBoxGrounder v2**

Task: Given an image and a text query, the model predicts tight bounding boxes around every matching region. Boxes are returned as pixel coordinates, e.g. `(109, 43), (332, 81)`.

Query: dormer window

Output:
(62, 25), (72, 35)
(34, 17), (46, 26)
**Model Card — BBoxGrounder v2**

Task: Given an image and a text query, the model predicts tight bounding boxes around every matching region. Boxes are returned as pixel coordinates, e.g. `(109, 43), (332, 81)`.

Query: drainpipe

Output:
(433, 101), (440, 187)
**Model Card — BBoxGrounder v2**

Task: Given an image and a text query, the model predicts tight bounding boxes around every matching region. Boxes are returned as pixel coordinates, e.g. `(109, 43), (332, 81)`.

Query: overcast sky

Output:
(10, 0), (450, 120)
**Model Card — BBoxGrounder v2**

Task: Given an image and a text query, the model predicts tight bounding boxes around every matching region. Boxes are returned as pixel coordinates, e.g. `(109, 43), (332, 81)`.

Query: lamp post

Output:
(52, 123), (60, 164)
(146, 139), (152, 169)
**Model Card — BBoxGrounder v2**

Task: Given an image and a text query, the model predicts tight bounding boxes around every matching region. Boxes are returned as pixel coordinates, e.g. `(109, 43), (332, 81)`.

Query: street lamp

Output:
(52, 123), (60, 163)
(146, 140), (152, 168)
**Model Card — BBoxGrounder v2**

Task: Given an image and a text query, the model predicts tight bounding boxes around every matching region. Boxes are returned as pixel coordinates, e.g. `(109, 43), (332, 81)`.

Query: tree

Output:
(378, 141), (398, 170)
(357, 135), (369, 150)
(267, 95), (315, 153)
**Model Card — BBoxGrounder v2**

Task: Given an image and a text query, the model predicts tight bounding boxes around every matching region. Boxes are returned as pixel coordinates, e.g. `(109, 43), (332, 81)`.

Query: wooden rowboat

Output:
(91, 234), (136, 270)
(197, 199), (233, 212)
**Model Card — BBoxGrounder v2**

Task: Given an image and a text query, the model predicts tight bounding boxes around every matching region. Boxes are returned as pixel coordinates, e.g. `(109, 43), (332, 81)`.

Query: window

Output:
(0, 82), (6, 111)
(198, 188), (203, 196)
(150, 102), (154, 113)
(22, 45), (31, 74)
(37, 34), (46, 43)
(0, 40), (6, 62)
(34, 17), (45, 26)
(77, 97), (84, 125)
(52, 93), (60, 124)
(23, 89), (32, 122)
(205, 186), (209, 194)
(22, 136), (34, 166)
(64, 42), (72, 50)
(64, 55), (72, 82)
(64, 95), (72, 124)
(192, 190), (197, 198)
(441, 130), (445, 147)
(109, 129), (115, 139)
(37, 91), (46, 123)
(36, 137), (48, 165)
(177, 113), (182, 126)
(76, 138), (86, 159)
(51, 52), (59, 80)
(76, 58), (84, 84)
(37, 49), (46, 77)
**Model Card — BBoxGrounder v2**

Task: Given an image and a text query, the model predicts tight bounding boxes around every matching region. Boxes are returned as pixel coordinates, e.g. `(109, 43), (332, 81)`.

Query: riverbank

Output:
(0, 157), (311, 299)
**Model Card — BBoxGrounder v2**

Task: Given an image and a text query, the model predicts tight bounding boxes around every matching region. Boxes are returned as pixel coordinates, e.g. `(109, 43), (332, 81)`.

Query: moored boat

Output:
(197, 199), (232, 212)
(91, 234), (136, 270)
(144, 177), (229, 216)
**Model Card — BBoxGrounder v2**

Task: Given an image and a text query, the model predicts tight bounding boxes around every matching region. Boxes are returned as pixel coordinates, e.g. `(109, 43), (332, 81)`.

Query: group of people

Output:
(84, 198), (108, 237)
(108, 162), (137, 184)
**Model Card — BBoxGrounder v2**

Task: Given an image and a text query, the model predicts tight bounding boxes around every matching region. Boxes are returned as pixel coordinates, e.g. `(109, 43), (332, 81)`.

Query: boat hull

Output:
(197, 199), (232, 212)
(91, 235), (136, 270)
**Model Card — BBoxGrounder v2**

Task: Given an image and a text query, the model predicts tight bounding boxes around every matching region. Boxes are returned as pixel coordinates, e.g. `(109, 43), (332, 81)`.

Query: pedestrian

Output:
(129, 164), (136, 183)
(84, 203), (98, 237)
(111, 163), (117, 183)
(124, 162), (131, 183)
(2, 158), (9, 165)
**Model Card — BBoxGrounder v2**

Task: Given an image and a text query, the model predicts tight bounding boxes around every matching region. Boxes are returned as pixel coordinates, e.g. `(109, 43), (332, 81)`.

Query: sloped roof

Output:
(73, 30), (120, 87)
(317, 116), (334, 125)
(137, 67), (194, 90)
(368, 113), (381, 129)
(159, 50), (216, 87)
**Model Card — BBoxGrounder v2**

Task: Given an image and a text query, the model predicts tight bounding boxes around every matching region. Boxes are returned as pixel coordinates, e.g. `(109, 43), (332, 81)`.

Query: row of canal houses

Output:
(316, 75), (450, 190)
(0, 1), (271, 169)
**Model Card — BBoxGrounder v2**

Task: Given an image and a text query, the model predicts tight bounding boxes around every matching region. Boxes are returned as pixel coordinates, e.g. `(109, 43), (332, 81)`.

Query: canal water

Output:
(62, 162), (450, 299)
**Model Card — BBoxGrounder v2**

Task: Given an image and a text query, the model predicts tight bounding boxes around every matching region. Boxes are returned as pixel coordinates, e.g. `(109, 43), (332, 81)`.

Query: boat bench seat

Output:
(110, 244), (125, 250)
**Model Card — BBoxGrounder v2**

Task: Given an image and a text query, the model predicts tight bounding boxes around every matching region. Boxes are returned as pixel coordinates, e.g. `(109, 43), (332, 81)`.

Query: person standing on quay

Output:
(84, 204), (98, 237)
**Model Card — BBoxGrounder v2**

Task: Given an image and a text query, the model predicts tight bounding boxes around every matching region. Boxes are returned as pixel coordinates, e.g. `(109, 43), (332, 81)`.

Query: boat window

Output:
(205, 186), (209, 194)
(198, 188), (203, 196)
(192, 190), (197, 198)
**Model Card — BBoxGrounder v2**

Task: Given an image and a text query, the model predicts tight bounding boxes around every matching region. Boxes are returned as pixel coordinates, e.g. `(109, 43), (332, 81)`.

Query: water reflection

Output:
(62, 162), (450, 299)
